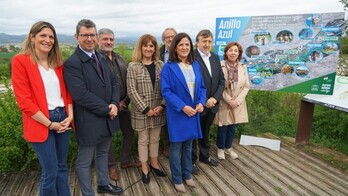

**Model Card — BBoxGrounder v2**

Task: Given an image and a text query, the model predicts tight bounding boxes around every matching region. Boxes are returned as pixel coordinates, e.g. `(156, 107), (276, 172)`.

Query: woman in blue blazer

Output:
(161, 33), (206, 193)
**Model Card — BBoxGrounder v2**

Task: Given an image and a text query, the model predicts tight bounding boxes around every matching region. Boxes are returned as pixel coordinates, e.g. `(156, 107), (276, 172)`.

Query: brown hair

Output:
(20, 21), (63, 68)
(168, 33), (194, 64)
(223, 42), (243, 61)
(195, 29), (213, 43)
(132, 34), (160, 63)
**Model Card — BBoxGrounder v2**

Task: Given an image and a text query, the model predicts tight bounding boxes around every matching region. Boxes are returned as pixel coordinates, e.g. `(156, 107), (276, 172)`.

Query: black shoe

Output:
(192, 164), (200, 175)
(201, 157), (219, 166)
(141, 170), (150, 184)
(97, 184), (123, 195)
(150, 164), (166, 177)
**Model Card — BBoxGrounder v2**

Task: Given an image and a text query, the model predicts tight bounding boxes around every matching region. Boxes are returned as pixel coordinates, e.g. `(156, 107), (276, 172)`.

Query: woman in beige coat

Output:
(127, 34), (166, 184)
(213, 42), (250, 160)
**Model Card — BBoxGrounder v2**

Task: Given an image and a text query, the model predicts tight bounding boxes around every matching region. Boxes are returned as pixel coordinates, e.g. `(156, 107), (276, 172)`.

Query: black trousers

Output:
(192, 109), (216, 163)
(108, 108), (135, 167)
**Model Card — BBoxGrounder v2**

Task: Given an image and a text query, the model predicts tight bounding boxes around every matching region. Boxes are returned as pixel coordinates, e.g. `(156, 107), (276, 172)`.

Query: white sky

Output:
(0, 0), (345, 39)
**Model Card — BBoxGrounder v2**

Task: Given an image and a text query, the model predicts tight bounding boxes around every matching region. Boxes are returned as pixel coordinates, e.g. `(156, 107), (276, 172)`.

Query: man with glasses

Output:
(160, 27), (177, 63)
(64, 19), (123, 196)
(159, 27), (177, 158)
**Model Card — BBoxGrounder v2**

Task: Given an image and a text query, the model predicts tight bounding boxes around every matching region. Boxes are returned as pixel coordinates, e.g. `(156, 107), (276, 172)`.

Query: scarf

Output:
(226, 60), (238, 90)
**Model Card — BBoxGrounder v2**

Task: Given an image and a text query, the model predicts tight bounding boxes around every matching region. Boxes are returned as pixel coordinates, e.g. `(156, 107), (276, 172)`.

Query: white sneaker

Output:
(225, 148), (238, 159)
(217, 149), (225, 160)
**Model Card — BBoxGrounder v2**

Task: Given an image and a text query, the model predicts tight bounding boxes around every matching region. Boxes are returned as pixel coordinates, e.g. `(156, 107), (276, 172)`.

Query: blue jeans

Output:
(170, 140), (193, 184)
(31, 107), (71, 196)
(216, 124), (236, 149)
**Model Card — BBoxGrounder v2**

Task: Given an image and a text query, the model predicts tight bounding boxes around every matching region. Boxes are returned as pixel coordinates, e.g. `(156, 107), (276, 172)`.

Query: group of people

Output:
(11, 19), (250, 196)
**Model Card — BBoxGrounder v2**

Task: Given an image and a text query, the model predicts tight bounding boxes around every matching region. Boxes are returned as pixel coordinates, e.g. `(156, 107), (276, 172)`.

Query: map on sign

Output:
(215, 12), (345, 95)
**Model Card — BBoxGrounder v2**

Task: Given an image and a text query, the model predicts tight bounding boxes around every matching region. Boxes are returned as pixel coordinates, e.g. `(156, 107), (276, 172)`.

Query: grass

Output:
(0, 52), (16, 58)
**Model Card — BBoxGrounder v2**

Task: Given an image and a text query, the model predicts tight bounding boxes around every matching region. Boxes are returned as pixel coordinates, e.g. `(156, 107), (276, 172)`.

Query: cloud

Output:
(0, 0), (344, 40)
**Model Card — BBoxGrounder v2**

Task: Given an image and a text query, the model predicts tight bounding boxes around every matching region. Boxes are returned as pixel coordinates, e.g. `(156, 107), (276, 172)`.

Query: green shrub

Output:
(0, 62), (11, 78)
(0, 77), (38, 172)
(312, 105), (348, 154)
(236, 90), (301, 137)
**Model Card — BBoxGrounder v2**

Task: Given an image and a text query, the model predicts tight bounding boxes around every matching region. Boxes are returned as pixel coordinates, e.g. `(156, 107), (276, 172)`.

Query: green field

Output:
(0, 52), (17, 58)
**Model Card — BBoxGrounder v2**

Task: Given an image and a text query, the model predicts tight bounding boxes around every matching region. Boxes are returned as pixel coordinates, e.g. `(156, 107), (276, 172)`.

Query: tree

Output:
(340, 0), (348, 7)
(340, 0), (348, 36)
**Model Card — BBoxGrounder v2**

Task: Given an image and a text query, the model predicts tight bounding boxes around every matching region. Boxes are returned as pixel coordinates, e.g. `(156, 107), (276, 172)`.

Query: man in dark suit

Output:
(192, 29), (225, 174)
(160, 27), (177, 63)
(64, 19), (123, 196)
(159, 27), (177, 158)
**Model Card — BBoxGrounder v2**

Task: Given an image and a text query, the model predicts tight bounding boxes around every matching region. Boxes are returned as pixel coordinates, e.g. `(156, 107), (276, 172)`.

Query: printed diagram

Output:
(216, 13), (344, 93)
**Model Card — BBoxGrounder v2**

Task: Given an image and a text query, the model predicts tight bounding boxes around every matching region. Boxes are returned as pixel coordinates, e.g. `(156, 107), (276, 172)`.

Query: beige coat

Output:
(127, 61), (166, 131)
(213, 61), (250, 126)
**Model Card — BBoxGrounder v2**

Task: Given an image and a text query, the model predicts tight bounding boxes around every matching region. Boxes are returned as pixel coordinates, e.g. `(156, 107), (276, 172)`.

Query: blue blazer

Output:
(64, 46), (120, 146)
(161, 61), (206, 142)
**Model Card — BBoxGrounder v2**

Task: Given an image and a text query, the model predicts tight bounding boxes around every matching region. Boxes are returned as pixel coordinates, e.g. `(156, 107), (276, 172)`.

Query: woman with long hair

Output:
(11, 21), (73, 196)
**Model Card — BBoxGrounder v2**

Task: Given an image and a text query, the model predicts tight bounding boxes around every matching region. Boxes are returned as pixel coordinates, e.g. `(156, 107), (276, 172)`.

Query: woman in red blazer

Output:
(12, 21), (73, 196)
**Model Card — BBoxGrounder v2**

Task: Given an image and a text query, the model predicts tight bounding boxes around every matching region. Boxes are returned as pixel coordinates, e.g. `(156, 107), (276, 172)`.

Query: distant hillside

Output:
(0, 33), (25, 44)
(0, 33), (138, 45)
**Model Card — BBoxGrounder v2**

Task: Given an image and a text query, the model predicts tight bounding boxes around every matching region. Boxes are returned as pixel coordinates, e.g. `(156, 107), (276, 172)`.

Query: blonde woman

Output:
(12, 21), (73, 196)
(127, 34), (166, 184)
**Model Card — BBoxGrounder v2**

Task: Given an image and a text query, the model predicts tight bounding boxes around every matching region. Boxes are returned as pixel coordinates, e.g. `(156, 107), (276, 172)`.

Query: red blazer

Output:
(11, 54), (73, 142)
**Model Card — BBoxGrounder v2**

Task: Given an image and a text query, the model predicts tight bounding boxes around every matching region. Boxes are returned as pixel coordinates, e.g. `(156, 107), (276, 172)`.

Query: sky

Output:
(0, 0), (345, 39)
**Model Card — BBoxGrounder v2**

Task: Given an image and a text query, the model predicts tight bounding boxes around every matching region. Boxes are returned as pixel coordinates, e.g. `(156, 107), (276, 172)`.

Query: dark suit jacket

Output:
(64, 46), (120, 146)
(194, 49), (225, 113)
(160, 45), (166, 62)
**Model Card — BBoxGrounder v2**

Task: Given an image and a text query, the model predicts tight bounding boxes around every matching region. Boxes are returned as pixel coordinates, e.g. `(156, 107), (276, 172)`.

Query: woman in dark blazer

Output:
(161, 33), (206, 193)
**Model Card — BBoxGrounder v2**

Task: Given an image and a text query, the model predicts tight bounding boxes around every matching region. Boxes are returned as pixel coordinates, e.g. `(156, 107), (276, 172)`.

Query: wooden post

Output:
(295, 100), (315, 145)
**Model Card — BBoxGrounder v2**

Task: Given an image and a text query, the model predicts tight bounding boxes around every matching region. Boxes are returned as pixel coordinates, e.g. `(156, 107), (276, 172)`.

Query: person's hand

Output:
(119, 100), (127, 112)
(195, 103), (204, 113)
(146, 109), (155, 117)
(109, 104), (118, 120)
(49, 121), (67, 133)
(153, 106), (163, 116)
(205, 97), (217, 108)
(229, 99), (239, 109)
(182, 105), (197, 117)
(57, 116), (73, 133)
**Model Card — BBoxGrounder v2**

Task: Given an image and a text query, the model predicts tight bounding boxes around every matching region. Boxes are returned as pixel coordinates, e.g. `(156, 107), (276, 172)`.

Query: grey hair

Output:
(76, 19), (96, 34)
(98, 28), (114, 36)
(161, 27), (177, 41)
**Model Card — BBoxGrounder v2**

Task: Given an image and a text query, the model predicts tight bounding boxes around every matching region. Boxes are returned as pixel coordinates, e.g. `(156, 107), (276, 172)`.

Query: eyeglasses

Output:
(79, 34), (97, 39)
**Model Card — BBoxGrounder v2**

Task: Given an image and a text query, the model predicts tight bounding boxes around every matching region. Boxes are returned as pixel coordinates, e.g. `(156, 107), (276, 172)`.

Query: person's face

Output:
(98, 33), (114, 53)
(176, 37), (190, 61)
(31, 27), (54, 56)
(76, 26), (97, 52)
(226, 45), (239, 62)
(142, 40), (155, 59)
(163, 30), (176, 48)
(196, 35), (213, 55)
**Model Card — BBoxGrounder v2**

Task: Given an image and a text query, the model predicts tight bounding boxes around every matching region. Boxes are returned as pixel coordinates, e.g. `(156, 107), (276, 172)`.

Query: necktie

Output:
(92, 53), (103, 78)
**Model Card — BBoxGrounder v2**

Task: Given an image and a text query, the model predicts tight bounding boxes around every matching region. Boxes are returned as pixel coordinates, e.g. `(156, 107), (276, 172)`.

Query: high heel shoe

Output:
(174, 183), (186, 192)
(185, 178), (196, 187)
(141, 170), (150, 184)
(149, 164), (166, 177)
